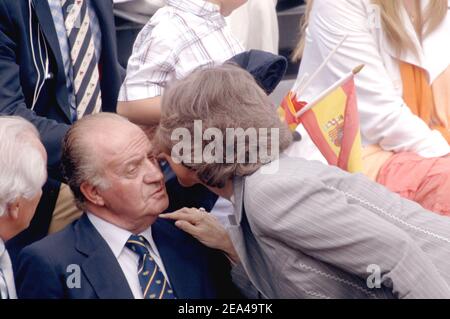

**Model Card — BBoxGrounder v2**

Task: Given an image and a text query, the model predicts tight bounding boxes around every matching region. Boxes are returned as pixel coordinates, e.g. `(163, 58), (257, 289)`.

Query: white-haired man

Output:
(0, 116), (47, 299)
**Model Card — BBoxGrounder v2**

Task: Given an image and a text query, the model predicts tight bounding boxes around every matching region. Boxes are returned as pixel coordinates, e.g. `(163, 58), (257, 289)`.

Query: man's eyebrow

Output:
(122, 155), (144, 166)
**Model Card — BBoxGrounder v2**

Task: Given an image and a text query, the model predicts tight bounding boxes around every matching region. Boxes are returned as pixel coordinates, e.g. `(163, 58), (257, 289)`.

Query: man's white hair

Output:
(0, 116), (47, 217)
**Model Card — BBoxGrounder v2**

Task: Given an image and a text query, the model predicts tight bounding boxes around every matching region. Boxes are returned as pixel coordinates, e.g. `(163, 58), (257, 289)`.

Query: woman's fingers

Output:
(160, 207), (207, 224)
(174, 220), (200, 236)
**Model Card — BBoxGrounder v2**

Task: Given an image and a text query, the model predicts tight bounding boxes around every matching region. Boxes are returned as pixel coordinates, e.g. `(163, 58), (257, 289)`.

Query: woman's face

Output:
(161, 153), (199, 188)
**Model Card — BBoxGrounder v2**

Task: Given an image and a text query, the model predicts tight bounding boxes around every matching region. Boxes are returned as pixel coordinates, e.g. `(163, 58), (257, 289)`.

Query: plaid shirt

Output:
(118, 0), (244, 101)
(47, 0), (102, 120)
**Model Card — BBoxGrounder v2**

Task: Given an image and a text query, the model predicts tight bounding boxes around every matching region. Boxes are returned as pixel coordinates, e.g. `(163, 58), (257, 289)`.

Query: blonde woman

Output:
(288, 0), (450, 215)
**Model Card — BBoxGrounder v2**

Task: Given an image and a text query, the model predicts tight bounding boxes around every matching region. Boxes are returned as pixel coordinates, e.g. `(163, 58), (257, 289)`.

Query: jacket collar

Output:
(379, 0), (450, 83)
(32, 0), (71, 122)
(231, 176), (245, 226)
(74, 214), (134, 299)
(152, 218), (208, 299)
(422, 1), (450, 83)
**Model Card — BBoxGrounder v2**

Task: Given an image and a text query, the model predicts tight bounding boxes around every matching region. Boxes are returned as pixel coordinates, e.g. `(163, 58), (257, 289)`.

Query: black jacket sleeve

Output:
(15, 245), (65, 299)
(0, 0), (69, 181)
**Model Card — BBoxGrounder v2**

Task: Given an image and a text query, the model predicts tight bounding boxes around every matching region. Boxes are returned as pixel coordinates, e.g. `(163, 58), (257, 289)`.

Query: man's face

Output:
(95, 124), (169, 229)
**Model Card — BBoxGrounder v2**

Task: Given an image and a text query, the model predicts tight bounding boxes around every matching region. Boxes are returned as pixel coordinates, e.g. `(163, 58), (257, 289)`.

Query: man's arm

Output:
(117, 96), (162, 125)
(0, 1), (69, 181)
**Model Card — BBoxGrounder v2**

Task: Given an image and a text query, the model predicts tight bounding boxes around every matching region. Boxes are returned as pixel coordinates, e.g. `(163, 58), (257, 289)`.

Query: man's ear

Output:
(6, 200), (20, 220)
(80, 182), (105, 206)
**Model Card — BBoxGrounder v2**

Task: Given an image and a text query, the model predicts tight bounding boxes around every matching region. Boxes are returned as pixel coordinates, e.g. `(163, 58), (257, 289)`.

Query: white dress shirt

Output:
(0, 239), (17, 299)
(87, 213), (171, 299)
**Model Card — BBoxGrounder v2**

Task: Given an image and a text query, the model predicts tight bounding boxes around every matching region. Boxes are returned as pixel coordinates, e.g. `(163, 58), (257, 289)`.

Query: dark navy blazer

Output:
(0, 0), (124, 258)
(15, 214), (241, 299)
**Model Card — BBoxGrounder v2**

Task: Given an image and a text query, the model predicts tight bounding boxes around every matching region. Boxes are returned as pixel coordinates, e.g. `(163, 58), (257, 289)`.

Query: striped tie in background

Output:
(62, 0), (101, 119)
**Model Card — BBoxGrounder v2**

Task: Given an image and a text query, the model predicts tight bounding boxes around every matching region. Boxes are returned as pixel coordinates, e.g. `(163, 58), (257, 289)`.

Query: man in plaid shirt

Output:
(117, 0), (246, 125)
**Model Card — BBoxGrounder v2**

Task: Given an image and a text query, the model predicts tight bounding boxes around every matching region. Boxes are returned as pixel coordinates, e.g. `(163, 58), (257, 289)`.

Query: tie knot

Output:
(126, 235), (150, 258)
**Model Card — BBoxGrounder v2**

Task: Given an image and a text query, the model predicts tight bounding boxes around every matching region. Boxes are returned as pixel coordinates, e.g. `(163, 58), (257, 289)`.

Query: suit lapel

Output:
(75, 215), (134, 299)
(227, 176), (273, 298)
(152, 220), (205, 299)
(422, 2), (450, 83)
(377, 1), (450, 83)
(32, 0), (72, 122)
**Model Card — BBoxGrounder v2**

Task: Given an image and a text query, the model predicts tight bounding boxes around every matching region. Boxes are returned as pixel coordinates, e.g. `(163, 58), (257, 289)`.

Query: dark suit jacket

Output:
(0, 0), (124, 258)
(15, 214), (241, 299)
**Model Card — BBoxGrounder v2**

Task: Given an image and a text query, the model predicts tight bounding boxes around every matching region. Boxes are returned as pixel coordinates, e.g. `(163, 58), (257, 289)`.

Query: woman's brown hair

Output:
(155, 64), (293, 188)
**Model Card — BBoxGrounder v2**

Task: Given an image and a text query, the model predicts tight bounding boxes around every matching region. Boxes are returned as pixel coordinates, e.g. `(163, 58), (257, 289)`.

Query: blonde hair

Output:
(292, 0), (314, 62)
(292, 0), (448, 61)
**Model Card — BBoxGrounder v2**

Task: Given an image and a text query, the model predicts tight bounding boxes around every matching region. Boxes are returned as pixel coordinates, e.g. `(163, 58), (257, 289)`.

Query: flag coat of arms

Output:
(278, 75), (363, 173)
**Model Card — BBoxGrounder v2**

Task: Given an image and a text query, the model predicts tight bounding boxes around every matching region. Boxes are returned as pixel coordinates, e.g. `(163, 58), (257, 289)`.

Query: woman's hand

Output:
(160, 208), (240, 264)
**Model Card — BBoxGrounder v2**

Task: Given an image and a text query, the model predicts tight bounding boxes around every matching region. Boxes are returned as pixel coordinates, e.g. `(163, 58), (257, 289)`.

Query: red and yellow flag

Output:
(277, 91), (306, 132)
(278, 77), (363, 173)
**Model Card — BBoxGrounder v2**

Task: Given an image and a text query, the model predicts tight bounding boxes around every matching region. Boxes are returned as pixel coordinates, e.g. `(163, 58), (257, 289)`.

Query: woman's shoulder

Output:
(311, 0), (373, 23)
(245, 156), (331, 186)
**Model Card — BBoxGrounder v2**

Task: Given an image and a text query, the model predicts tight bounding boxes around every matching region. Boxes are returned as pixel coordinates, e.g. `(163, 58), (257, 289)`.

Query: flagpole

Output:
(292, 72), (309, 96)
(295, 64), (364, 118)
(295, 34), (349, 97)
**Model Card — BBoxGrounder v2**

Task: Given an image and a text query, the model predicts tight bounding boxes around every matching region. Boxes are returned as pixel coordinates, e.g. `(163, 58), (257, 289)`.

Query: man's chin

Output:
(146, 195), (169, 215)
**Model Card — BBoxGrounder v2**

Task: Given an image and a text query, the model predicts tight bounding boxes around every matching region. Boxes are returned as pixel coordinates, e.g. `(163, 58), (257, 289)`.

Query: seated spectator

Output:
(0, 116), (47, 299)
(288, 0), (450, 215)
(156, 64), (450, 298)
(0, 0), (124, 263)
(117, 0), (246, 125)
(15, 113), (241, 299)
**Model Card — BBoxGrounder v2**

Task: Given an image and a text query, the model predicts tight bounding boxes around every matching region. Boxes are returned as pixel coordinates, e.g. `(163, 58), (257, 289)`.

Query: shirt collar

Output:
(167, 0), (225, 26)
(87, 213), (155, 259)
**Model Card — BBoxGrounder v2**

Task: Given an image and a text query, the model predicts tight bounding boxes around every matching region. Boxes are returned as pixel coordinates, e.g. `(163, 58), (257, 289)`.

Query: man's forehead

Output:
(93, 124), (151, 160)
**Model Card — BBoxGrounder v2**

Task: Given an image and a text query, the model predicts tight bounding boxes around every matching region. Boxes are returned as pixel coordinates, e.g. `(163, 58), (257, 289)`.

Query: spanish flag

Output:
(277, 92), (306, 132)
(278, 67), (363, 173)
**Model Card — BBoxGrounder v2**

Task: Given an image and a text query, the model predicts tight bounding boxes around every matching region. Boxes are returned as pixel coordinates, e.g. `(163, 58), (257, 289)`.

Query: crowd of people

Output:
(1, 0), (450, 299)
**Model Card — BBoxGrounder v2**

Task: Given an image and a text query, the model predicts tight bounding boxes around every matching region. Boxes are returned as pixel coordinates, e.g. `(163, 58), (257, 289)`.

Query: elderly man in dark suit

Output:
(15, 113), (240, 299)
(0, 0), (124, 260)
(0, 116), (47, 300)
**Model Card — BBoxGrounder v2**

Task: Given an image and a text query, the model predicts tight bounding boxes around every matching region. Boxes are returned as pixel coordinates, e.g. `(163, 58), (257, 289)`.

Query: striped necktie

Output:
(61, 0), (101, 119)
(126, 235), (176, 299)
